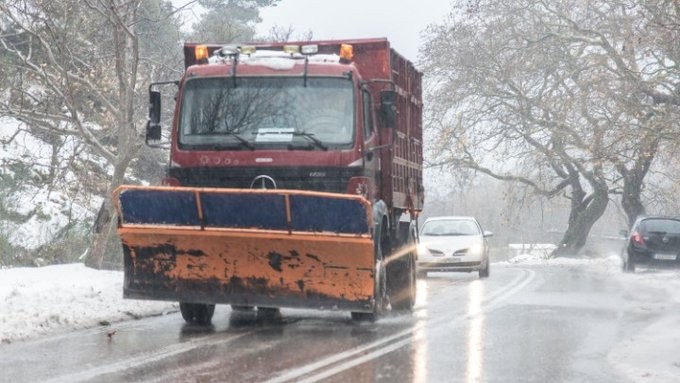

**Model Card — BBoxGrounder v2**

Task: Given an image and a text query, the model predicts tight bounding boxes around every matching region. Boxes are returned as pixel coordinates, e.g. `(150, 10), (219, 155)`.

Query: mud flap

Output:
(114, 186), (376, 312)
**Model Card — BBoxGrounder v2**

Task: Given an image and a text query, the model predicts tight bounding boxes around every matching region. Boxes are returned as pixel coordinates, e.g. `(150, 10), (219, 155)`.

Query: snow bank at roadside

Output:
(499, 251), (680, 382)
(499, 250), (622, 269)
(0, 263), (176, 344)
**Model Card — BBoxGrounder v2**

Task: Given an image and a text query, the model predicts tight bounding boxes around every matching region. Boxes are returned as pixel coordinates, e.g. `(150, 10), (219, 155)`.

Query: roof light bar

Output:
(301, 44), (319, 55)
(219, 45), (240, 57)
(283, 45), (300, 55)
(241, 45), (256, 55)
(195, 45), (209, 63)
(340, 44), (353, 62)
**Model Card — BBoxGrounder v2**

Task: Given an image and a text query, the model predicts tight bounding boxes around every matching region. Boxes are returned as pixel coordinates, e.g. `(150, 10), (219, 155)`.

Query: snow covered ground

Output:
(2, 254), (680, 381)
(0, 263), (176, 344)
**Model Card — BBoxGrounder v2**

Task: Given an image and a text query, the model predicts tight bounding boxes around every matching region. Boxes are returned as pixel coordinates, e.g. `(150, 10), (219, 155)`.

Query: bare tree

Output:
(422, 0), (679, 253)
(0, 0), (180, 267)
(264, 24), (313, 43)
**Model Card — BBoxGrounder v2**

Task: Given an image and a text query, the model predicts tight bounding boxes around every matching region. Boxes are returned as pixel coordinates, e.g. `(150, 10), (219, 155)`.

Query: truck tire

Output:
(351, 261), (386, 322)
(389, 255), (416, 311)
(179, 302), (215, 325)
(389, 225), (417, 311)
(257, 307), (281, 320)
(352, 226), (387, 322)
(231, 305), (254, 311)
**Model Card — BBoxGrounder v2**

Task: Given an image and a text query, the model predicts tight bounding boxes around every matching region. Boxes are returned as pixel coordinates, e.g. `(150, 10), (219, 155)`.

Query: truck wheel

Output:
(179, 302), (215, 325)
(351, 265), (385, 322)
(257, 307), (281, 320)
(390, 255), (416, 311)
(352, 235), (387, 322)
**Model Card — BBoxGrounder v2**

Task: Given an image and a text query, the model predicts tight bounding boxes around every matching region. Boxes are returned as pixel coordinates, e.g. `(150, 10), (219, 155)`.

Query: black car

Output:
(622, 216), (680, 272)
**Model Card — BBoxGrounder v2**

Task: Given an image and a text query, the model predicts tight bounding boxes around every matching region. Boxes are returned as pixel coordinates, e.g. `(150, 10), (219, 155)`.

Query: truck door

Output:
(362, 88), (380, 198)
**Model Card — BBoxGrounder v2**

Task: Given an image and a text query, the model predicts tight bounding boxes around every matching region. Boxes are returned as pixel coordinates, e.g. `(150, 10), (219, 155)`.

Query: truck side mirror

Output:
(379, 90), (397, 128)
(146, 90), (162, 144)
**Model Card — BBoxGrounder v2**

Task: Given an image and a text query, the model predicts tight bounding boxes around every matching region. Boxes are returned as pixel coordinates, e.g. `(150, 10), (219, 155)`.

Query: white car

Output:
(416, 216), (492, 278)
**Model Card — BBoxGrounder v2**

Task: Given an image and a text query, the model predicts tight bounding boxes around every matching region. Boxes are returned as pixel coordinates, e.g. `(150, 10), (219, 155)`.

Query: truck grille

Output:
(168, 166), (363, 194)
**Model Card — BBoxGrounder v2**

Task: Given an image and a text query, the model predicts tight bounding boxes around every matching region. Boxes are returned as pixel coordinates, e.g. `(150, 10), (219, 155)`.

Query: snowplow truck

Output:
(114, 38), (424, 323)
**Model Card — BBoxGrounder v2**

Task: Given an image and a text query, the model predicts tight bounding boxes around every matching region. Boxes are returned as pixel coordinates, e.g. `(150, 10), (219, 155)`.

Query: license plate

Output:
(654, 253), (677, 261)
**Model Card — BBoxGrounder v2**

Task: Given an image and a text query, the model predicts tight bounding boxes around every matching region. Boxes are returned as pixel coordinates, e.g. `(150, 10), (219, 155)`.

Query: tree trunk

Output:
(554, 181), (609, 256)
(621, 176), (645, 228)
(86, 154), (134, 269)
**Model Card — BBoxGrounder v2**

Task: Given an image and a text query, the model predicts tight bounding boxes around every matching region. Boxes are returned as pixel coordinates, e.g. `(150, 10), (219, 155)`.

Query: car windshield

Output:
(421, 219), (480, 236)
(178, 77), (354, 149)
(640, 219), (680, 234)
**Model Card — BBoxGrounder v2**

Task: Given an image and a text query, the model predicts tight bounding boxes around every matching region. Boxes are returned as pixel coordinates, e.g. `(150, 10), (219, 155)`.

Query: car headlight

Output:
(469, 242), (484, 255)
(417, 244), (428, 256)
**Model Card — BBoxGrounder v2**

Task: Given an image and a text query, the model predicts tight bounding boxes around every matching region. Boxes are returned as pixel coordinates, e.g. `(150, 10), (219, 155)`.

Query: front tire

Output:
(179, 302), (215, 325)
(390, 255), (416, 311)
(351, 263), (386, 322)
(257, 307), (281, 319)
(623, 255), (635, 273)
(479, 257), (490, 278)
(352, 224), (388, 322)
(231, 305), (254, 311)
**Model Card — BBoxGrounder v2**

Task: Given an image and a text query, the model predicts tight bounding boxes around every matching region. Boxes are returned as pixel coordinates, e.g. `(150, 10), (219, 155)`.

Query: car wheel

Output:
(179, 302), (216, 325)
(478, 258), (490, 278)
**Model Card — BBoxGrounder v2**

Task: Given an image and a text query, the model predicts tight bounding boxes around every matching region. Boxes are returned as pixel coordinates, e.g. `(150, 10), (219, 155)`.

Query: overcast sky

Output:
(173, 0), (453, 64)
(256, 0), (453, 61)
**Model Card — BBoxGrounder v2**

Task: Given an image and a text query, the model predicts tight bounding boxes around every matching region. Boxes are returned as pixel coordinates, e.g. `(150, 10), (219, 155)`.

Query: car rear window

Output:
(640, 218), (680, 234)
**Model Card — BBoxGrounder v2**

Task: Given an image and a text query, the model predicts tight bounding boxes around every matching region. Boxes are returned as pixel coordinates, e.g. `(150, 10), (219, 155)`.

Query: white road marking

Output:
(267, 268), (536, 383)
(45, 332), (250, 383)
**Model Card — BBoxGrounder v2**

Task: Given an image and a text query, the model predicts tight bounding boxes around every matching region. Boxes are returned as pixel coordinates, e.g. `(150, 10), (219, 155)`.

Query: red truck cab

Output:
(149, 39), (423, 214)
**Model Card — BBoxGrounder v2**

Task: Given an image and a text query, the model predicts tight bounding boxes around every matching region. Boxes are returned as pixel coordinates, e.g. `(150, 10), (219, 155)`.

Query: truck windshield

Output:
(178, 77), (354, 149)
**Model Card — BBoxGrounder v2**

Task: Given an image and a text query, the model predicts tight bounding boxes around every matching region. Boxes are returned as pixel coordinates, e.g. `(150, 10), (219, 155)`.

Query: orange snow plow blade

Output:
(114, 186), (376, 312)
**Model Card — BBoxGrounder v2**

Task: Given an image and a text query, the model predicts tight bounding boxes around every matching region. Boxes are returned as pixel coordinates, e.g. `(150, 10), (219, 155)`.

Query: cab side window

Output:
(362, 90), (374, 140)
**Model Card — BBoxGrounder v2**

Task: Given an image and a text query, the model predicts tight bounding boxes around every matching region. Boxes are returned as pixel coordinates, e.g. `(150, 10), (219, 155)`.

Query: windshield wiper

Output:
(225, 132), (255, 150)
(293, 131), (328, 151)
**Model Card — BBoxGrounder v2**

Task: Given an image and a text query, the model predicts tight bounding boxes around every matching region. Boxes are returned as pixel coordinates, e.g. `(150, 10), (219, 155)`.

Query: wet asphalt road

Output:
(0, 264), (654, 382)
